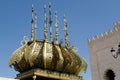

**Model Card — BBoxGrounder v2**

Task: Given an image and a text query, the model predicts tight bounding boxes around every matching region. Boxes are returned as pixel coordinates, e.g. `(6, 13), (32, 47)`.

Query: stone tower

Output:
(88, 22), (120, 80)
(8, 3), (87, 80)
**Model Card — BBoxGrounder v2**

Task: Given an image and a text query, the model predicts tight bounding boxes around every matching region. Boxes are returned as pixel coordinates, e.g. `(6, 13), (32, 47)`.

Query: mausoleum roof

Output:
(8, 3), (87, 76)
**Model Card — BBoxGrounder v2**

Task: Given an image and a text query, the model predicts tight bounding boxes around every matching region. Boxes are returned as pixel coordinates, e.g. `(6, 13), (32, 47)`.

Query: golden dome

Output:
(8, 40), (87, 75)
(8, 3), (87, 76)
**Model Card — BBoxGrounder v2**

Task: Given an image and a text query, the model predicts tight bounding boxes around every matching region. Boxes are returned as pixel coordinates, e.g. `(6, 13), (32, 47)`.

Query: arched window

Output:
(104, 69), (115, 80)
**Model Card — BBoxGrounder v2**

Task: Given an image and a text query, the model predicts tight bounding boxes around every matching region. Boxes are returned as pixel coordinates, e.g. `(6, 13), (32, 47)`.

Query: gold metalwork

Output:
(16, 69), (83, 80)
(8, 40), (87, 75)
(63, 15), (69, 48)
(49, 2), (53, 42)
(31, 4), (37, 41)
(44, 5), (48, 41)
(55, 11), (59, 44)
(8, 3), (87, 79)
(21, 36), (29, 46)
(33, 75), (36, 80)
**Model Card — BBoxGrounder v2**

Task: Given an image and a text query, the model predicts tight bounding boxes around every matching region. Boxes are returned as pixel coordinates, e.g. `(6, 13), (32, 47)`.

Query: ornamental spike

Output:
(44, 5), (48, 41)
(31, 4), (37, 41)
(55, 11), (59, 44)
(63, 15), (69, 47)
(49, 2), (53, 42)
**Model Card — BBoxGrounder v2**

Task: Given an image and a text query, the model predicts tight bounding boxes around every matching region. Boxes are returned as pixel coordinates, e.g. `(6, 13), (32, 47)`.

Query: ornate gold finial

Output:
(21, 36), (29, 45)
(33, 75), (37, 80)
(31, 4), (37, 41)
(55, 11), (59, 44)
(44, 5), (48, 41)
(49, 2), (53, 42)
(63, 15), (69, 47)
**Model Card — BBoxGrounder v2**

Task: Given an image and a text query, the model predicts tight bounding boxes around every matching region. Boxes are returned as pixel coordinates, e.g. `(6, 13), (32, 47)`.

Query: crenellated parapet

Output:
(88, 22), (120, 80)
(88, 22), (120, 46)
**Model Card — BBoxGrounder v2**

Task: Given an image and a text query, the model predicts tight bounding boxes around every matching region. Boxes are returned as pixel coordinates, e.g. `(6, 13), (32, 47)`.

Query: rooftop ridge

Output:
(88, 22), (120, 44)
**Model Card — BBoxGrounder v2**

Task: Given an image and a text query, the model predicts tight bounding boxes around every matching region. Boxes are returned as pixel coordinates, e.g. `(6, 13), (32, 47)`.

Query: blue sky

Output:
(0, 0), (120, 80)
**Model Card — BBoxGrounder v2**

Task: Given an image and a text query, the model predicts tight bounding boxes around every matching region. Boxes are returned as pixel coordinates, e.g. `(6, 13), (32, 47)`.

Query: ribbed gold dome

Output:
(8, 3), (87, 76)
(8, 40), (87, 75)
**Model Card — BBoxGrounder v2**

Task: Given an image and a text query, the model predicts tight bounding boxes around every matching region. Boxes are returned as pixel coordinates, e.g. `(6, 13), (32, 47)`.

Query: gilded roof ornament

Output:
(63, 15), (69, 48)
(44, 5), (48, 41)
(21, 36), (29, 46)
(49, 2), (53, 42)
(8, 3), (87, 76)
(31, 4), (37, 41)
(55, 11), (59, 44)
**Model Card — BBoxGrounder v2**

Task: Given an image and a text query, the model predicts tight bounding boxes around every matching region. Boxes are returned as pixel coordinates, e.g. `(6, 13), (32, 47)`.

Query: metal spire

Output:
(55, 11), (59, 44)
(44, 5), (48, 41)
(63, 15), (69, 47)
(49, 2), (53, 42)
(31, 4), (37, 41)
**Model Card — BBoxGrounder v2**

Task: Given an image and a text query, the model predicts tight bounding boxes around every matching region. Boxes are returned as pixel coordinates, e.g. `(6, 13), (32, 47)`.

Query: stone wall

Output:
(88, 23), (120, 80)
